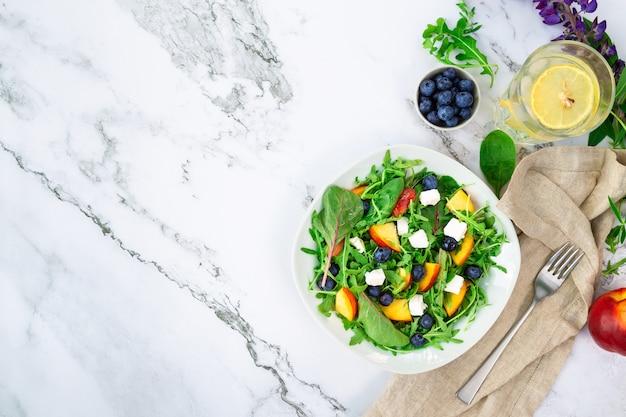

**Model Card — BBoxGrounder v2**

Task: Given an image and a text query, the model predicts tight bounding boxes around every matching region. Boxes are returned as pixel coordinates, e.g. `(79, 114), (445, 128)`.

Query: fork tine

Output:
(558, 249), (583, 279)
(548, 242), (583, 279)
(545, 242), (573, 272)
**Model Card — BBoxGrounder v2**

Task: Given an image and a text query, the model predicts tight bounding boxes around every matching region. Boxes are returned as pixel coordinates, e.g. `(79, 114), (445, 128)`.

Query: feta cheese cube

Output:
(408, 229), (429, 249)
(396, 217), (410, 236)
(349, 236), (365, 253)
(365, 268), (386, 286)
(444, 275), (465, 294)
(408, 294), (428, 316)
(443, 218), (467, 242)
(419, 189), (441, 206)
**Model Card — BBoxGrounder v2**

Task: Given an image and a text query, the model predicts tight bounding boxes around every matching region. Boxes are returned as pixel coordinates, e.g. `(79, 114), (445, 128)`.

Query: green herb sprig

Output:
(422, 0), (498, 87)
(603, 196), (626, 276)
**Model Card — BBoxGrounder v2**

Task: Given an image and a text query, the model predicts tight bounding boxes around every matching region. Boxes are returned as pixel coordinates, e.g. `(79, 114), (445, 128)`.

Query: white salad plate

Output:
(291, 144), (521, 374)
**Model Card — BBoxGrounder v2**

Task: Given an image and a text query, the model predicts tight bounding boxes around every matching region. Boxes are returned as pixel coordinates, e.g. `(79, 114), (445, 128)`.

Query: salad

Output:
(302, 150), (508, 353)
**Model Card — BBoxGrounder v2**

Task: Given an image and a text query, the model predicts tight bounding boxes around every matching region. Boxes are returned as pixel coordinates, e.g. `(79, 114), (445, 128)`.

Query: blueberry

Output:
(411, 264), (426, 281)
(458, 107), (472, 121)
(465, 265), (483, 280)
(329, 262), (340, 276)
(419, 79), (436, 97)
(366, 285), (382, 298)
(444, 116), (459, 128)
(418, 313), (434, 330)
(426, 110), (441, 126)
(458, 78), (475, 92)
(436, 90), (453, 106)
(410, 333), (426, 347)
(422, 174), (438, 190)
(437, 105), (455, 121)
(362, 199), (371, 215)
(455, 91), (474, 108)
(442, 67), (458, 80)
(418, 96), (433, 114)
(316, 275), (336, 291)
(441, 236), (458, 252)
(379, 291), (394, 306)
(436, 76), (453, 91)
(373, 246), (392, 263)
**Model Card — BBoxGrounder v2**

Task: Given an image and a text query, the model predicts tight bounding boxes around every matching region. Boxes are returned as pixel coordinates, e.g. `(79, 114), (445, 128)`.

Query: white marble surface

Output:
(1, 0), (625, 416)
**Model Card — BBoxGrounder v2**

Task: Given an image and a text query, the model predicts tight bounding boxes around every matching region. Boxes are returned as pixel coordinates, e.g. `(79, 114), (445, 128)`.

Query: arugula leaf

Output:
(357, 292), (410, 347)
(422, 0), (497, 87)
(313, 185), (364, 287)
(479, 130), (516, 197)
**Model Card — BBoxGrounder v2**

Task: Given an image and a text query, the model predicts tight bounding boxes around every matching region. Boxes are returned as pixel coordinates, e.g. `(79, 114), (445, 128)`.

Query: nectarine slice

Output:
(335, 287), (358, 321)
(444, 279), (469, 316)
(417, 262), (441, 292)
(451, 234), (474, 266)
(446, 189), (475, 213)
(380, 298), (412, 322)
(330, 239), (344, 257)
(351, 184), (367, 196)
(369, 223), (402, 252)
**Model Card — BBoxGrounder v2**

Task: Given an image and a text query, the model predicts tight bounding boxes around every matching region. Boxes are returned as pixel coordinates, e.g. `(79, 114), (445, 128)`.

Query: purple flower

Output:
(542, 11), (563, 25)
(599, 41), (617, 58)
(534, 0), (565, 24)
(578, 0), (598, 13)
(587, 18), (607, 43)
(533, 0), (622, 83)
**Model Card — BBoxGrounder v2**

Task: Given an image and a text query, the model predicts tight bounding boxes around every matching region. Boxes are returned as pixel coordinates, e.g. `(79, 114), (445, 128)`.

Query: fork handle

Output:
(456, 299), (537, 405)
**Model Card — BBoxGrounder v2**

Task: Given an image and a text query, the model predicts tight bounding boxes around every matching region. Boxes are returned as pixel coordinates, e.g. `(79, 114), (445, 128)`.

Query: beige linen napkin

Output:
(365, 146), (626, 417)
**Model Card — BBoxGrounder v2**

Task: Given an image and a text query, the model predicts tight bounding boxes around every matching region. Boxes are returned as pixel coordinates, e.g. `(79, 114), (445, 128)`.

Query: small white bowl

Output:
(415, 66), (481, 131)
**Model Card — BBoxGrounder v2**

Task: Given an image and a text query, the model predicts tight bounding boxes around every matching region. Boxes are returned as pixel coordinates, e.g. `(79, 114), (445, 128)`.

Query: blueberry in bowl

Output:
(415, 66), (480, 130)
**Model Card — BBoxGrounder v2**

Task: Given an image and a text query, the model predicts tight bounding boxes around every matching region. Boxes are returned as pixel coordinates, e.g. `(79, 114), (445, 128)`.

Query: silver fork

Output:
(456, 241), (584, 405)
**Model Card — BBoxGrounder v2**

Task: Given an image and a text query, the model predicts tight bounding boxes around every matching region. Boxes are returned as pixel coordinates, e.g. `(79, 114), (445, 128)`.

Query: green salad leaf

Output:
(363, 177), (404, 224)
(357, 292), (410, 347)
(312, 185), (364, 287)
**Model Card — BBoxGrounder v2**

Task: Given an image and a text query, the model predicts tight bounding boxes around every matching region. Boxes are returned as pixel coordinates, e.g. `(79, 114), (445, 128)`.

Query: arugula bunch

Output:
(422, 0), (498, 87)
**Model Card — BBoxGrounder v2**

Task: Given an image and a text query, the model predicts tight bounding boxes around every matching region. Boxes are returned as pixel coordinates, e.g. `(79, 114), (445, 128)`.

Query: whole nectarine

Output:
(588, 287), (626, 356)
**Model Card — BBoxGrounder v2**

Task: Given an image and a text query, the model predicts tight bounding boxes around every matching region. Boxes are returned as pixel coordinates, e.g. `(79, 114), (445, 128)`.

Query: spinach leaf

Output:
(479, 130), (516, 197)
(363, 176), (404, 224)
(357, 292), (410, 347)
(313, 185), (364, 286)
(438, 175), (461, 197)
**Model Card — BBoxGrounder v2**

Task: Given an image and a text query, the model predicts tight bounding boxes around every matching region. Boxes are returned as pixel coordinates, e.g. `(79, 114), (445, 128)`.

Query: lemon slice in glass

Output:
(530, 64), (598, 130)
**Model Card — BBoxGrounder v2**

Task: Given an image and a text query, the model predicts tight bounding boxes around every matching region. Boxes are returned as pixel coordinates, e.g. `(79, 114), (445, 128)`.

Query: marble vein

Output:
(0, 140), (345, 415)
